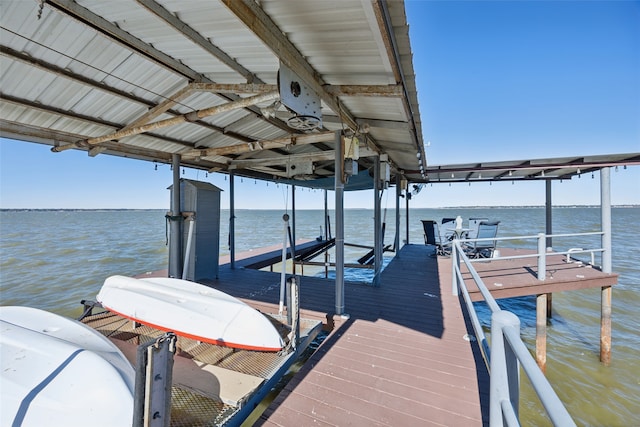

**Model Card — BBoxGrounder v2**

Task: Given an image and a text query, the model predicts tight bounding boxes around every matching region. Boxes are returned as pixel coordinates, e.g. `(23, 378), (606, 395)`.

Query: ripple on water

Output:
(1, 208), (638, 426)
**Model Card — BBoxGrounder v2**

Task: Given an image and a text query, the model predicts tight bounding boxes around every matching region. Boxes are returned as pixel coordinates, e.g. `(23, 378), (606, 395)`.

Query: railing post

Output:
(537, 233), (546, 281)
(452, 242), (460, 296)
(490, 311), (521, 427)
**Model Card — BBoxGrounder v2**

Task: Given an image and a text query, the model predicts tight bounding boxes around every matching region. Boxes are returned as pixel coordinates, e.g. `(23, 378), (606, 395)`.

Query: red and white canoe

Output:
(97, 275), (284, 352)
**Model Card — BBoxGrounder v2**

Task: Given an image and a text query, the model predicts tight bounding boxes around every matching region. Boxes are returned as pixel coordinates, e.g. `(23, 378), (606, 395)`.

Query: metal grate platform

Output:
(80, 309), (322, 426)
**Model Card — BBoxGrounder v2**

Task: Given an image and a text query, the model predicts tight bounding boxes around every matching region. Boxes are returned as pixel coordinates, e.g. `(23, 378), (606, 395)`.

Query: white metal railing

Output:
(451, 241), (576, 427)
(458, 231), (604, 281)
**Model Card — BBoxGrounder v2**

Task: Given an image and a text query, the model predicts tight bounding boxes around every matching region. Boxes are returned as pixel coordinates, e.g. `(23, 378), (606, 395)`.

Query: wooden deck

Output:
(194, 244), (490, 426)
(462, 248), (618, 301)
(139, 241), (618, 425)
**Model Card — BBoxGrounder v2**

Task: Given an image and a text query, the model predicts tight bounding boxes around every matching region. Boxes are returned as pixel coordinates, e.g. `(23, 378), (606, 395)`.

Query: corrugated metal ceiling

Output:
(1, 0), (427, 187)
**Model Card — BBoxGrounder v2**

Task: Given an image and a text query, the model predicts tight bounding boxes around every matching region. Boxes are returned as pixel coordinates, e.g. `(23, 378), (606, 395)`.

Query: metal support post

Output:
(324, 189), (329, 278)
(537, 233), (546, 281)
(324, 189), (330, 239)
(292, 185), (296, 274)
(279, 213), (290, 315)
(395, 174), (401, 254)
(601, 167), (612, 274)
(545, 179), (552, 249)
(405, 189), (410, 244)
(373, 155), (381, 287)
(229, 170), (236, 269)
(286, 276), (300, 351)
(334, 131), (346, 316)
(168, 154), (182, 278)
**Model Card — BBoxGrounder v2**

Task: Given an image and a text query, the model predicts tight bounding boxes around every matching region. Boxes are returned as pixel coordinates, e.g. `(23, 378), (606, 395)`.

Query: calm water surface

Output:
(1, 207), (638, 426)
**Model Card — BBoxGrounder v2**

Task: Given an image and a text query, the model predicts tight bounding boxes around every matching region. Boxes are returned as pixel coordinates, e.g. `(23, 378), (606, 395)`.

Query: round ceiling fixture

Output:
(287, 115), (321, 131)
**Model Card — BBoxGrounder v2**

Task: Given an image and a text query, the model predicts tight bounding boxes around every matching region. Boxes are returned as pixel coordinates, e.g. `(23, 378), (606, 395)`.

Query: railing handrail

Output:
(451, 242), (576, 426)
(456, 230), (605, 279)
(456, 230), (603, 244)
(467, 248), (604, 262)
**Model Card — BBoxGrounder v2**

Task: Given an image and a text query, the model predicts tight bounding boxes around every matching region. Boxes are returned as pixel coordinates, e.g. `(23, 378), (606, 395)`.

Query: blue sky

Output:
(1, 1), (638, 209)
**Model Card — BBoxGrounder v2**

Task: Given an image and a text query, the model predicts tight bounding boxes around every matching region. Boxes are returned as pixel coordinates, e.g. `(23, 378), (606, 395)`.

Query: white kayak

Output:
(97, 275), (284, 352)
(0, 306), (135, 427)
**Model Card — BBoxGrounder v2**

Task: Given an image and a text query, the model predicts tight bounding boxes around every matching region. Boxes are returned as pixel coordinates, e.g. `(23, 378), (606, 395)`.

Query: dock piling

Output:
(600, 285), (612, 366)
(536, 293), (547, 373)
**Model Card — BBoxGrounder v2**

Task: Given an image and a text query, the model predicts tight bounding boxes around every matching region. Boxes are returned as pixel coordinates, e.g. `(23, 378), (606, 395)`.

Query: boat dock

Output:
(145, 240), (618, 426)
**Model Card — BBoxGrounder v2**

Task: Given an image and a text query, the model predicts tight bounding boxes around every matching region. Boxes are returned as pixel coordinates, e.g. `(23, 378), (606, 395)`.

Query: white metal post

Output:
(451, 243), (459, 296)
(600, 167), (612, 273)
(537, 233), (546, 281)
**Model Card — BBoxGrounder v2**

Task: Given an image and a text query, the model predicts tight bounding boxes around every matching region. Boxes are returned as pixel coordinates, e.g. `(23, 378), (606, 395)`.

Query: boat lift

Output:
(79, 277), (321, 427)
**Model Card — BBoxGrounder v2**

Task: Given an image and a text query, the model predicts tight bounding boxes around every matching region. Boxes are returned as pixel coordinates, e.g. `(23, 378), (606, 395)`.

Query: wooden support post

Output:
(546, 293), (553, 319)
(536, 293), (547, 373)
(600, 285), (612, 366)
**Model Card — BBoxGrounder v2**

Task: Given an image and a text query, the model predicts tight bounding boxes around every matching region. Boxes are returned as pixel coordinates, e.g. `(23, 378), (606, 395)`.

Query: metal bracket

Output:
(133, 333), (177, 427)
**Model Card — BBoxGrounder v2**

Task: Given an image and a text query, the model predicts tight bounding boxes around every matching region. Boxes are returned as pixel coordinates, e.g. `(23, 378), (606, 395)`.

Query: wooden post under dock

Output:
(601, 285), (612, 366)
(536, 293), (547, 373)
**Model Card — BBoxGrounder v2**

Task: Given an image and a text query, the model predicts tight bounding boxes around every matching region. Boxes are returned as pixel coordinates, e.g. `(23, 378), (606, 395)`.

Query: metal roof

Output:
(1, 0), (427, 186)
(425, 153), (640, 184)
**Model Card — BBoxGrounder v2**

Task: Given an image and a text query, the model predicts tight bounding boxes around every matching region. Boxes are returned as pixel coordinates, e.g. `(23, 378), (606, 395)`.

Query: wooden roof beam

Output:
(191, 83), (402, 97)
(1, 94), (194, 149)
(122, 84), (195, 131)
(324, 85), (403, 97)
(52, 91), (280, 152)
(229, 151), (336, 168)
(184, 131), (337, 159)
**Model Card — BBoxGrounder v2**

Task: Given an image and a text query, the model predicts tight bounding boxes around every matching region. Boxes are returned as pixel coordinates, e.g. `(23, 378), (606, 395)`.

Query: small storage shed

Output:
(170, 179), (222, 281)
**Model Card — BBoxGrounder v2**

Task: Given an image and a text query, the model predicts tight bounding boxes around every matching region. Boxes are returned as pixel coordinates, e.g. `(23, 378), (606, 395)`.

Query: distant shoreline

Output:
(2, 205), (638, 212)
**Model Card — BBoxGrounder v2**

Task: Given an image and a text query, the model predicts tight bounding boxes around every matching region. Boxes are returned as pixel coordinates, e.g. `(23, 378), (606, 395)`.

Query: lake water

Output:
(1, 207), (638, 426)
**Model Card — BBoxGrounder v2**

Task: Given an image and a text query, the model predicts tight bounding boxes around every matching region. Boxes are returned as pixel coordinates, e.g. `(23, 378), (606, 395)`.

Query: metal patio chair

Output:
(464, 221), (500, 258)
(467, 217), (489, 239)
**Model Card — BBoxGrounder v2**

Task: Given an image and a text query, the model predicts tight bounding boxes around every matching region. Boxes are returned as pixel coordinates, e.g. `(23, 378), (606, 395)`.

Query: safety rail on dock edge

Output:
(450, 240), (577, 427)
(458, 231), (605, 280)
